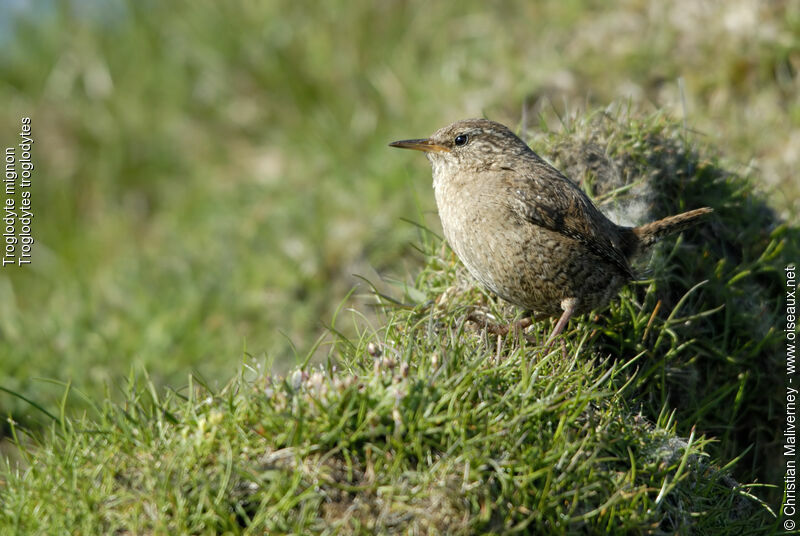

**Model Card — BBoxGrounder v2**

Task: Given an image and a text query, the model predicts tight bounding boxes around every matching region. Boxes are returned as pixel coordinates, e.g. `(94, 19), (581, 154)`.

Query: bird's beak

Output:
(389, 138), (450, 153)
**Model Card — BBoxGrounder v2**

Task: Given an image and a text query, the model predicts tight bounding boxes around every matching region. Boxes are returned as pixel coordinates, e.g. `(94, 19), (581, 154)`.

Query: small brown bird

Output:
(390, 119), (712, 344)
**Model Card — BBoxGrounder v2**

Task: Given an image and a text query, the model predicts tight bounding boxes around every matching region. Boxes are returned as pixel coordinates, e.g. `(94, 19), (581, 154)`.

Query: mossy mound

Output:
(538, 108), (794, 500)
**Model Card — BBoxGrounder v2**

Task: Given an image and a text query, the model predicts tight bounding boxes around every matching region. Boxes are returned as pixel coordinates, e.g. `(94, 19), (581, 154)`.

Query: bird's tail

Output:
(630, 207), (713, 251)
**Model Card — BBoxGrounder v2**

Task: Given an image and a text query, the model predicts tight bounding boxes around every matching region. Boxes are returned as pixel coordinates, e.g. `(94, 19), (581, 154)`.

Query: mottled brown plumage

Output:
(390, 118), (712, 343)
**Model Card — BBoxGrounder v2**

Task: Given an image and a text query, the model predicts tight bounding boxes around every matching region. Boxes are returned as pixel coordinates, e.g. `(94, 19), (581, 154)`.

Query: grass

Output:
(0, 339), (774, 534)
(1, 110), (795, 533)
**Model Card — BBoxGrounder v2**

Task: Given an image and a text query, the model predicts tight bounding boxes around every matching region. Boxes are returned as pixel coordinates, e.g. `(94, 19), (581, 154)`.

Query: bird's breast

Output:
(433, 172), (525, 297)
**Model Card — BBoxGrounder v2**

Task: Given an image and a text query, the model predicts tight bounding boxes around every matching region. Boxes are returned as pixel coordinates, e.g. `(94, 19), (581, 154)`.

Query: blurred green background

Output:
(0, 0), (797, 431)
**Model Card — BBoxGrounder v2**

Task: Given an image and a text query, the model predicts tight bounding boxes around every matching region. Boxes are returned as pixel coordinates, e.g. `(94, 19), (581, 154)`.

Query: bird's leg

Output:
(467, 312), (532, 340)
(544, 297), (578, 353)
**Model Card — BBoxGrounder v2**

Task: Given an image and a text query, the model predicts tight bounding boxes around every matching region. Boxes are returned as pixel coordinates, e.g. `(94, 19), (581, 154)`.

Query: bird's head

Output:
(389, 118), (530, 175)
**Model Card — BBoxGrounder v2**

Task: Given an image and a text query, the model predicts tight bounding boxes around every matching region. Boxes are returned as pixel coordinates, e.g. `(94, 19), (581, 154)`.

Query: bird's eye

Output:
(454, 134), (469, 146)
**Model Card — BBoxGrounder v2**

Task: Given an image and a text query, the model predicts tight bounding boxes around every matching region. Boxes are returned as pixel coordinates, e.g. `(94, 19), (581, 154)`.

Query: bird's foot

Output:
(466, 312), (532, 339)
(541, 336), (568, 358)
